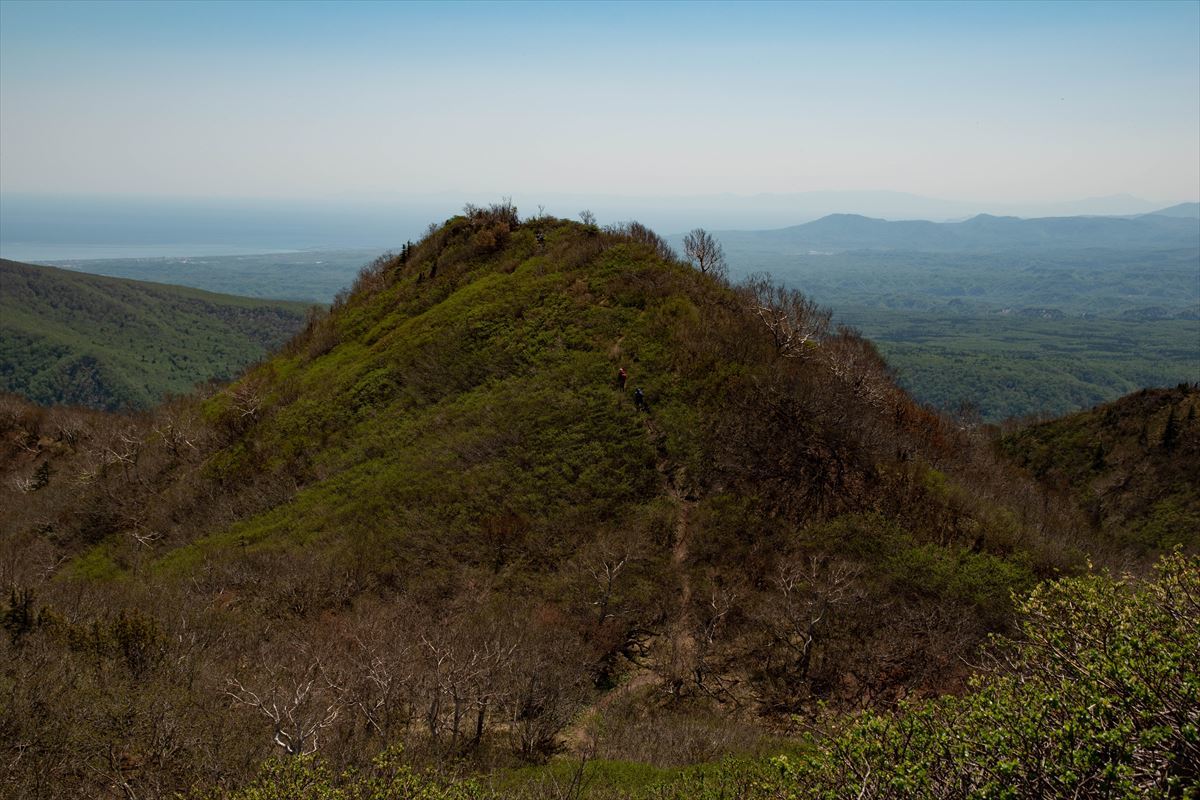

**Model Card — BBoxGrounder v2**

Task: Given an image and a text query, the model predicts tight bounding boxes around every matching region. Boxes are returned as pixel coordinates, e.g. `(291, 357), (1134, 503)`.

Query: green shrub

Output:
(763, 551), (1200, 799)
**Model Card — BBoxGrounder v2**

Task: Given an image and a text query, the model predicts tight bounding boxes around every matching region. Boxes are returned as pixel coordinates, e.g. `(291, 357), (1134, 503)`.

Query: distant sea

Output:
(0, 194), (447, 264)
(0, 242), (300, 262)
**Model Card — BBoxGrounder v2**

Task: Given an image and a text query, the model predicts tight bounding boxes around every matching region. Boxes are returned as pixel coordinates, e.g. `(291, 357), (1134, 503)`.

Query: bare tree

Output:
(756, 556), (864, 706)
(821, 326), (894, 410)
(743, 275), (831, 359)
(226, 659), (344, 755)
(682, 228), (727, 278)
(693, 584), (739, 703)
(347, 630), (416, 740)
(586, 549), (628, 625)
(610, 221), (676, 262)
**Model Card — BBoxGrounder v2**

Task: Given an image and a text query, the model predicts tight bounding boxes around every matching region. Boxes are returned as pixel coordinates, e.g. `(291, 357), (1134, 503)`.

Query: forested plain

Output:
(35, 249), (382, 303)
(844, 307), (1197, 420)
(705, 227), (1200, 421)
(2, 208), (1196, 798)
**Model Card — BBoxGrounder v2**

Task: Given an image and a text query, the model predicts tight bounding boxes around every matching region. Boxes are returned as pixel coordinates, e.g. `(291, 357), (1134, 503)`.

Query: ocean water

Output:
(0, 242), (300, 262)
(0, 194), (449, 263)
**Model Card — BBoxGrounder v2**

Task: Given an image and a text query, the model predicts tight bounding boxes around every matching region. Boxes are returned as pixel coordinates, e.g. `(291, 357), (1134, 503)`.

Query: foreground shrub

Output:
(761, 551), (1200, 799)
(200, 747), (489, 800)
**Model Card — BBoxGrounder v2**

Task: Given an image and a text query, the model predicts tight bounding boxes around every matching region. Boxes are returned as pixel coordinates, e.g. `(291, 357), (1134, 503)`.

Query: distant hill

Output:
(0, 259), (312, 409)
(704, 211), (1200, 254)
(1001, 384), (1199, 553)
(1146, 202), (1200, 219)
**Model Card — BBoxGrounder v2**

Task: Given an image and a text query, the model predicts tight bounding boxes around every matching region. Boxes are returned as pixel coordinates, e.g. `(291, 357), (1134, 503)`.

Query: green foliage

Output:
(0, 258), (312, 409)
(202, 747), (488, 800)
(615, 554), (1200, 799)
(67, 543), (127, 581)
(1002, 385), (1200, 553)
(755, 552), (1200, 799)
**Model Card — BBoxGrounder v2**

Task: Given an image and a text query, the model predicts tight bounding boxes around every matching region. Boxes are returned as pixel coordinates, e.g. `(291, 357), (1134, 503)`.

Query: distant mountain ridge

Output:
(1, 192), (1186, 255)
(704, 209), (1200, 253)
(1146, 202), (1200, 219)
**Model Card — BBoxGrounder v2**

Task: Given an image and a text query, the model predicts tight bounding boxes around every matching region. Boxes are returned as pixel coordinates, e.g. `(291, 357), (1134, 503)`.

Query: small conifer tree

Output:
(1161, 406), (1179, 451)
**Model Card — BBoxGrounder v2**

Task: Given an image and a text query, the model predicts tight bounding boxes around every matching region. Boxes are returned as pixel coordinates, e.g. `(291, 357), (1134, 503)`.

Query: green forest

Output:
(3, 209), (1196, 798)
(720, 247), (1200, 317)
(0, 259), (312, 409)
(35, 248), (382, 303)
(708, 244), (1199, 421)
(842, 307), (1198, 421)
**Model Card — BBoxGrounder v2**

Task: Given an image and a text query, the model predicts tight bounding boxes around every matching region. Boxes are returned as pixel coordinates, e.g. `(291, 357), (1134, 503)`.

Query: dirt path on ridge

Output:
(560, 412), (699, 752)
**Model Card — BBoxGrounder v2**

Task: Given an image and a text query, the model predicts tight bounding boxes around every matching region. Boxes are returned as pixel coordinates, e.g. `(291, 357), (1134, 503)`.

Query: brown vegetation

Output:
(0, 210), (1135, 798)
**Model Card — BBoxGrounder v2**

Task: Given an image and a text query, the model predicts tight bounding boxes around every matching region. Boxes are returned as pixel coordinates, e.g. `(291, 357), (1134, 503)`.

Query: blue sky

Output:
(1, 0), (1197, 204)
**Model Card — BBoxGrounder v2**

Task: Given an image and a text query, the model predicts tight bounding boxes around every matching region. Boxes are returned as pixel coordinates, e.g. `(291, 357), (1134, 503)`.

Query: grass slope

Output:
(0, 259), (313, 409)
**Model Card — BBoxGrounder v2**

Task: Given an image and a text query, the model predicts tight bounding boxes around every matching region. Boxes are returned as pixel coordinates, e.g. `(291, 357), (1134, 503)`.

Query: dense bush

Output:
(754, 551), (1200, 799)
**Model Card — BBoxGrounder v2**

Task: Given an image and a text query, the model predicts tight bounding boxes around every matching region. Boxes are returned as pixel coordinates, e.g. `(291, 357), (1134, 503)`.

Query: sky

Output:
(1, 0), (1198, 207)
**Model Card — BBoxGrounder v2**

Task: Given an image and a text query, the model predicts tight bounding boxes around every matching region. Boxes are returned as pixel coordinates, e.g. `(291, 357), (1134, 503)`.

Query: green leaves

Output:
(754, 552), (1200, 799)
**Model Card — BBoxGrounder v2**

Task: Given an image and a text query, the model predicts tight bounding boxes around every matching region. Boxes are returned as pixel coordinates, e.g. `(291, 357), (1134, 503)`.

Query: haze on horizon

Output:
(1, 0), (1198, 214)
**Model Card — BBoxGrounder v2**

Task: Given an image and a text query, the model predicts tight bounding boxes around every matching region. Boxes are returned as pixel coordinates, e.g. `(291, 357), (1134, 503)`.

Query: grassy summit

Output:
(1, 207), (1176, 798)
(0, 258), (312, 409)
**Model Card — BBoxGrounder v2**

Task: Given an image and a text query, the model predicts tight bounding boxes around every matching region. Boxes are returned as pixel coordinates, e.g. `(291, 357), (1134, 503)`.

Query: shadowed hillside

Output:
(0, 259), (313, 409)
(1, 208), (1183, 798)
(1001, 384), (1200, 555)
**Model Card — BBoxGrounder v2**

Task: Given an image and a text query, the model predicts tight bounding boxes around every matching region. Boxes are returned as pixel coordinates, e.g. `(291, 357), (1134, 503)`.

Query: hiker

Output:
(633, 387), (647, 412)
(617, 367), (627, 390)
(536, 230), (545, 248)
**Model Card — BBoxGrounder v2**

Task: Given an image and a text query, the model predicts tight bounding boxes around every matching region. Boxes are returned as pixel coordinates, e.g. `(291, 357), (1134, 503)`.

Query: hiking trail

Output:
(561, 407), (699, 752)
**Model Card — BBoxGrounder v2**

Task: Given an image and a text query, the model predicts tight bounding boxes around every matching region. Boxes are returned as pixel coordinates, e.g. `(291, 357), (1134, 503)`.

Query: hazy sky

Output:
(2, 0), (1198, 205)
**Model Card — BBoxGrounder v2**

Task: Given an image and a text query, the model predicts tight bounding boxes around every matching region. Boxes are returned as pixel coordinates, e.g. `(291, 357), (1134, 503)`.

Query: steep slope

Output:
(0, 259), (313, 409)
(1001, 384), (1200, 554)
(1, 210), (1102, 798)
